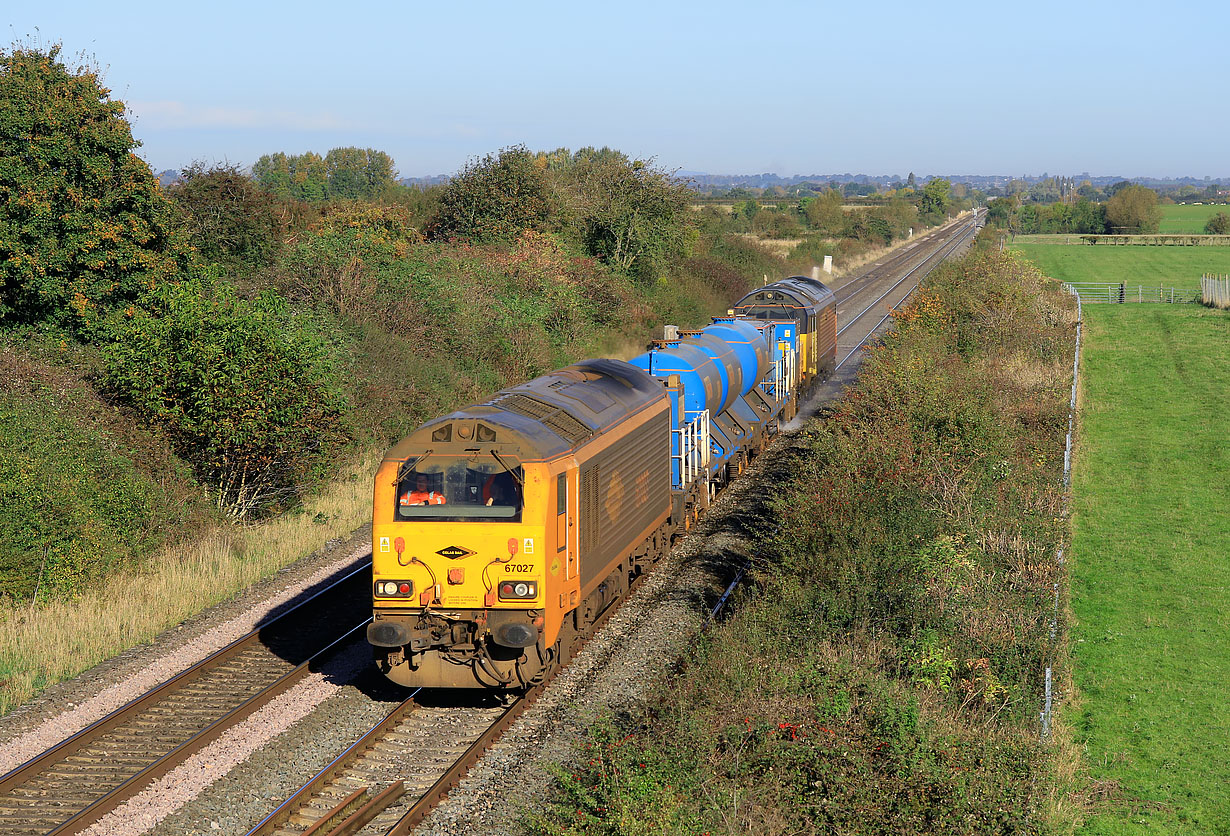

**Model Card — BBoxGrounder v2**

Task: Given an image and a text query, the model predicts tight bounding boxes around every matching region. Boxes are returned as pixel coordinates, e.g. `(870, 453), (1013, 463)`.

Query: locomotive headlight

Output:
(375, 580), (413, 597)
(497, 581), (537, 600)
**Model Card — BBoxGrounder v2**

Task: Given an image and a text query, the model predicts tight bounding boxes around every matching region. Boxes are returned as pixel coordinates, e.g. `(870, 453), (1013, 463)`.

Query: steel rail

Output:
(835, 221), (977, 371)
(238, 217), (982, 836)
(837, 218), (977, 339)
(245, 690), (422, 836)
(830, 214), (974, 304)
(0, 562), (371, 836)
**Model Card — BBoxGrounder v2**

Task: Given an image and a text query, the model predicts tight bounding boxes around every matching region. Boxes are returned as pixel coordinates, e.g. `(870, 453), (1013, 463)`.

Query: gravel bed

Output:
(83, 639), (380, 836)
(0, 529), (372, 776)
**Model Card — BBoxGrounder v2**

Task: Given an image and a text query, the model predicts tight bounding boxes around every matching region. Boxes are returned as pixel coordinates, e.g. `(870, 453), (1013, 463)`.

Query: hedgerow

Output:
(529, 244), (1077, 834)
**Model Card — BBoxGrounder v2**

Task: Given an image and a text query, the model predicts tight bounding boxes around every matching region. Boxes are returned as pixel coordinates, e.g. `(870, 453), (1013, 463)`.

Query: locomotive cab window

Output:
(396, 455), (523, 522)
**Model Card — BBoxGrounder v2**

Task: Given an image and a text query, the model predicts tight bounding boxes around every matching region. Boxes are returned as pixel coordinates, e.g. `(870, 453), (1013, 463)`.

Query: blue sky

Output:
(9, 0), (1228, 179)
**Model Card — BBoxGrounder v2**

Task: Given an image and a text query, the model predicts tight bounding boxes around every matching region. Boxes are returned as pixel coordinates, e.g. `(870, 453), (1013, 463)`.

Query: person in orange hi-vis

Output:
(400, 473), (447, 506)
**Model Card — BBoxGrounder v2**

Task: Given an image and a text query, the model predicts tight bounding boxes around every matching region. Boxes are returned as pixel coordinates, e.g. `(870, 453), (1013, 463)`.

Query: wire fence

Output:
(1041, 289), (1082, 740)
(1062, 282), (1202, 304)
(1201, 274), (1230, 309)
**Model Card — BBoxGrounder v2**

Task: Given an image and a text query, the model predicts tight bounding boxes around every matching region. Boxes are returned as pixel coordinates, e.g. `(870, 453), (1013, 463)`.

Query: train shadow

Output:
(672, 406), (838, 622)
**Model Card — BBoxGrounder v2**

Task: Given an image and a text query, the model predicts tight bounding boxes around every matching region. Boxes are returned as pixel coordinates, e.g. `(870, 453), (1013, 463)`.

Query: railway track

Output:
(830, 211), (980, 305)
(0, 564), (371, 836)
(244, 532), (653, 836)
(233, 212), (985, 836)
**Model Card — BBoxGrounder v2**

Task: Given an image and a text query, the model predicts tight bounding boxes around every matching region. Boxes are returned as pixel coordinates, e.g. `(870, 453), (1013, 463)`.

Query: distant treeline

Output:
(986, 184), (1170, 235)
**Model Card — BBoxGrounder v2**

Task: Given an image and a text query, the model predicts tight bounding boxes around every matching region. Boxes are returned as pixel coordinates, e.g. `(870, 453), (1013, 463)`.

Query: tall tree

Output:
(0, 44), (183, 333)
(563, 151), (693, 282)
(324, 146), (397, 200)
(1105, 184), (1161, 233)
(918, 178), (951, 220)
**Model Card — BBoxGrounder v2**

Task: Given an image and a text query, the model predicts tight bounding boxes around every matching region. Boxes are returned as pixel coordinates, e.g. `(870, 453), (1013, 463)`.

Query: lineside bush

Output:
(528, 244), (1077, 834)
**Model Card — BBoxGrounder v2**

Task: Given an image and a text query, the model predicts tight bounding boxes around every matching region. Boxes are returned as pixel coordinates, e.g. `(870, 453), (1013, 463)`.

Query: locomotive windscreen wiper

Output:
(394, 450), (431, 487)
(488, 450), (524, 488)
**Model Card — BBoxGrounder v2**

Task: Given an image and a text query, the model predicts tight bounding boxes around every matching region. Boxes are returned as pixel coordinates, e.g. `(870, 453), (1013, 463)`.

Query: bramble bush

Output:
(103, 272), (348, 519)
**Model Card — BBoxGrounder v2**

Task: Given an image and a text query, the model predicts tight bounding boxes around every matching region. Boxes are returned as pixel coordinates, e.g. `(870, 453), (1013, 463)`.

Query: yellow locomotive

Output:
(367, 359), (673, 688)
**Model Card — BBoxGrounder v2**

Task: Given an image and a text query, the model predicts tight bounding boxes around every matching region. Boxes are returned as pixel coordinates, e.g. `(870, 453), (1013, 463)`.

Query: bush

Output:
(429, 146), (559, 242)
(529, 247), (1075, 834)
(274, 203), (424, 328)
(103, 273), (349, 518)
(1204, 212), (1230, 234)
(0, 338), (209, 598)
(168, 163), (284, 267)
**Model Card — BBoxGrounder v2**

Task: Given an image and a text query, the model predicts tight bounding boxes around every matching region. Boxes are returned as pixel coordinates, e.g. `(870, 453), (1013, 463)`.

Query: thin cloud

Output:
(129, 100), (347, 131)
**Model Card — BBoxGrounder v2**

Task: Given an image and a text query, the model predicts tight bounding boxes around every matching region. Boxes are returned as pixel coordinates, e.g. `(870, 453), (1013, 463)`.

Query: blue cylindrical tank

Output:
(628, 342), (726, 417)
(680, 332), (740, 414)
(700, 319), (769, 397)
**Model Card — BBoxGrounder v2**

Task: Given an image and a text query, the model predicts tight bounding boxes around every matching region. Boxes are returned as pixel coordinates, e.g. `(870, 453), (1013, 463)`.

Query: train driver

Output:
(482, 471), (518, 506)
(400, 473), (447, 506)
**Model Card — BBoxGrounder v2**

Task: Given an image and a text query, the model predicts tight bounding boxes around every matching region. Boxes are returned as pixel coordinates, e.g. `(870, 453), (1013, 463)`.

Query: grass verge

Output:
(0, 453), (377, 716)
(1067, 305), (1229, 834)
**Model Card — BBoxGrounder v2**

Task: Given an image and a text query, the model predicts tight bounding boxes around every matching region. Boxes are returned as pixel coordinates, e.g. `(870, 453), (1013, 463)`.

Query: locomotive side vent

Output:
(581, 466), (599, 554)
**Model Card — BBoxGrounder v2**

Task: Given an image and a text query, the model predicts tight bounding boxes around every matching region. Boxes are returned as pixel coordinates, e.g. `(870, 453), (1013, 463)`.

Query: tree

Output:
(252, 152), (295, 199)
(563, 151), (693, 282)
(1105, 184), (1161, 233)
(0, 44), (184, 334)
(803, 189), (845, 236)
(1205, 212), (1230, 234)
(168, 163), (281, 266)
(324, 147), (397, 200)
(104, 272), (348, 519)
(253, 150), (329, 202)
(986, 197), (1016, 227)
(429, 146), (558, 241)
(918, 178), (951, 220)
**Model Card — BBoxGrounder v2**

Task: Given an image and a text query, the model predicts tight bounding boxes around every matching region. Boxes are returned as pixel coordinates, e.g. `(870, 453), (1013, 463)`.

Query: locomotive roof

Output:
(385, 358), (667, 463)
(733, 275), (835, 312)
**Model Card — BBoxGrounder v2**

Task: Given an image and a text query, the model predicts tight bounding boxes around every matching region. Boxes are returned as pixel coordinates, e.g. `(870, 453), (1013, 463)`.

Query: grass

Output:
(1013, 243), (1230, 291)
(0, 452), (378, 715)
(1067, 305), (1229, 834)
(1159, 204), (1229, 234)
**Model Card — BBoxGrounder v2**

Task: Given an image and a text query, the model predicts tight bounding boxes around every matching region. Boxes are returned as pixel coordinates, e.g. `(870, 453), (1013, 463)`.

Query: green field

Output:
(1014, 243), (1230, 291)
(1159, 203), (1230, 234)
(1068, 305), (1229, 834)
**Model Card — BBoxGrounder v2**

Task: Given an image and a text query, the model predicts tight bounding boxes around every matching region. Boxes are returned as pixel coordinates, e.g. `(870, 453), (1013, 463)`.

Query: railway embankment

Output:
(526, 243), (1081, 834)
